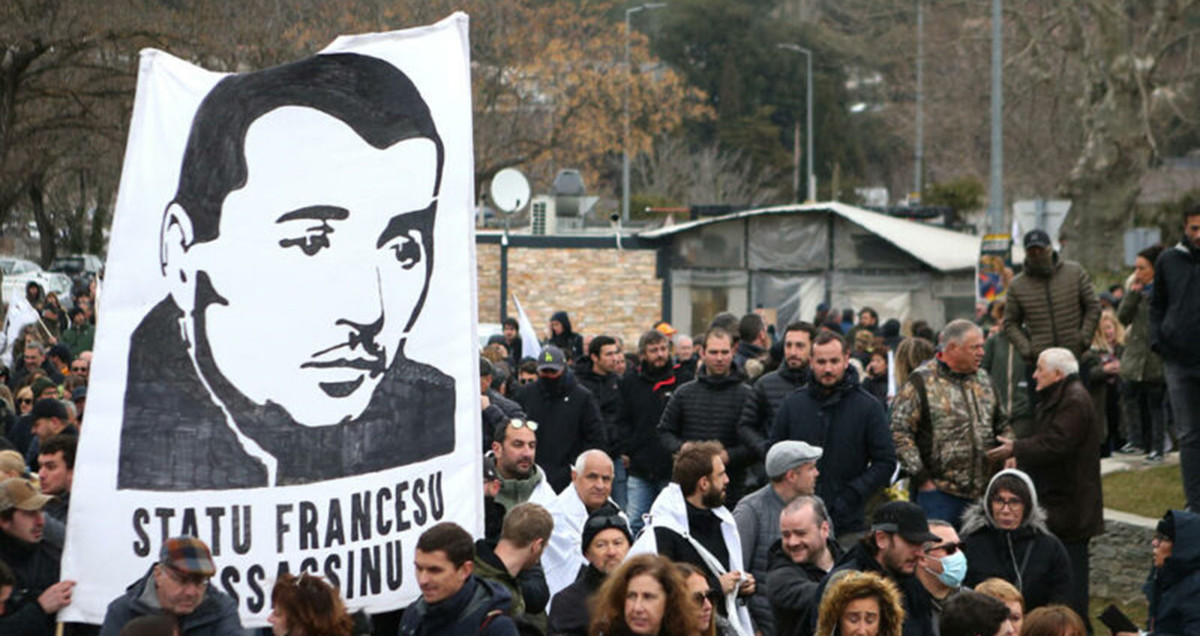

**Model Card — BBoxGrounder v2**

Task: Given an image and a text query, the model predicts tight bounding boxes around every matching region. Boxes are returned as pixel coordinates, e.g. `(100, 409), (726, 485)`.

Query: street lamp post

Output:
(778, 43), (814, 203)
(624, 2), (667, 224)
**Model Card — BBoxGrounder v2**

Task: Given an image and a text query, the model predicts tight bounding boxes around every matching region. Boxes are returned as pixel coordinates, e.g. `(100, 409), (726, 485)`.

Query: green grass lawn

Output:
(1103, 463), (1186, 518)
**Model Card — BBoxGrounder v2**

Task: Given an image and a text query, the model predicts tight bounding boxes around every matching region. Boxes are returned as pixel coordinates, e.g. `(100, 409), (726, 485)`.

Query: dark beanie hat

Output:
(580, 504), (632, 555)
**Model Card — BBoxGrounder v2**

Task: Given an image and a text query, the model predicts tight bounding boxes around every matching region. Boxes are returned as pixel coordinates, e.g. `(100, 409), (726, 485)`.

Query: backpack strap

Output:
(908, 372), (935, 485)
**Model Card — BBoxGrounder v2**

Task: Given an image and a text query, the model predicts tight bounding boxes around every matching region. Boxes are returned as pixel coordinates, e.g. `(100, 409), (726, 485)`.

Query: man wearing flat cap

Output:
(0, 477), (75, 636)
(813, 501), (941, 636)
(733, 440), (822, 636)
(99, 536), (241, 636)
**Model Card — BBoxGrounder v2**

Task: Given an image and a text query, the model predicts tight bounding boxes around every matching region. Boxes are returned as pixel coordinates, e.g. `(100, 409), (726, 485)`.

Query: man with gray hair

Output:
(891, 319), (1009, 527)
(540, 449), (618, 598)
(987, 346), (1100, 631)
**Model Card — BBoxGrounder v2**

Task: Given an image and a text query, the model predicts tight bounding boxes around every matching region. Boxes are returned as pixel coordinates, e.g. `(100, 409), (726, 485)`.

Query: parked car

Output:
(0, 257), (74, 307)
(49, 253), (104, 296)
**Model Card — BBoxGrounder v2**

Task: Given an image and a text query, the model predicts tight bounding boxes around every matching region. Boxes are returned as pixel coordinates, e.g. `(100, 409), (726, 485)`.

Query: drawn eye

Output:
(387, 232), (422, 270)
(279, 224), (333, 256)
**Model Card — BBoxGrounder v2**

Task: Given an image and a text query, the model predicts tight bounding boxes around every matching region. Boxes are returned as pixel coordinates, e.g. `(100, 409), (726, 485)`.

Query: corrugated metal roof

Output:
(637, 201), (981, 272)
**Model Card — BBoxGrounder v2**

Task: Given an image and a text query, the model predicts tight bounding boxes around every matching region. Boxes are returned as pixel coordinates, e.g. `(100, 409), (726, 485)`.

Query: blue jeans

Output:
(611, 458), (628, 511)
(1164, 363), (1200, 511)
(626, 475), (668, 537)
(914, 488), (972, 530)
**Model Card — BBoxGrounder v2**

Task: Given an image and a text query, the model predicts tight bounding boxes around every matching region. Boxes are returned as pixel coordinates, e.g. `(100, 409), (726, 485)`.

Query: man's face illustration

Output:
(179, 107), (437, 426)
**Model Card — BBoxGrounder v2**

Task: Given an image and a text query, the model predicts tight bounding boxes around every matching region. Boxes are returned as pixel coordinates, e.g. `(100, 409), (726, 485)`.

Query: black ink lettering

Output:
(300, 557), (319, 575)
(376, 488), (394, 535)
(351, 491), (371, 541)
(233, 506), (252, 554)
(180, 508), (199, 538)
(324, 554), (342, 590)
(299, 501), (318, 550)
(346, 549), (355, 600)
(206, 507), (226, 556)
(386, 539), (403, 591)
(247, 565), (266, 612)
(325, 499), (345, 548)
(412, 478), (427, 526)
(276, 504), (293, 553)
(154, 508), (176, 542)
(429, 472), (444, 520)
(360, 544), (381, 597)
(132, 509), (151, 557)
(275, 561), (291, 580)
(394, 482), (411, 531)
(220, 566), (241, 604)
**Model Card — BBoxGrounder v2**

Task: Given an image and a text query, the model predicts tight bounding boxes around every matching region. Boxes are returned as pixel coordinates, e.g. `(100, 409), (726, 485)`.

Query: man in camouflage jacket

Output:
(890, 320), (1010, 528)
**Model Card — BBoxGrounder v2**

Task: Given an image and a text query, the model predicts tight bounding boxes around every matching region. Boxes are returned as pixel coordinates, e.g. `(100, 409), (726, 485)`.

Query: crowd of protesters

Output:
(3, 210), (1200, 636)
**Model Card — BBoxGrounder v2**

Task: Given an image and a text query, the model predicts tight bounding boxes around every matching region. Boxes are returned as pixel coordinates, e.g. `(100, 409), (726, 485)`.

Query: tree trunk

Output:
(28, 176), (57, 269)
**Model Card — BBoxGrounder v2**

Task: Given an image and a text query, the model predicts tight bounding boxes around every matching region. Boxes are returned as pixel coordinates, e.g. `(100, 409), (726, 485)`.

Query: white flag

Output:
(512, 294), (542, 360)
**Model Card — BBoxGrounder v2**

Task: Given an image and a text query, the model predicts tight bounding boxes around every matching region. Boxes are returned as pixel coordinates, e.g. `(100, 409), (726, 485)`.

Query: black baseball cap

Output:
(1023, 229), (1052, 249)
(871, 501), (940, 544)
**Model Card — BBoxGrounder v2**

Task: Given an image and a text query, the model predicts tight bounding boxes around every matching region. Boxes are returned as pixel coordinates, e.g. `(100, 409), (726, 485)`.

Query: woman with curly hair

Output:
(1019, 605), (1085, 636)
(816, 571), (905, 636)
(268, 572), (355, 636)
(589, 554), (699, 636)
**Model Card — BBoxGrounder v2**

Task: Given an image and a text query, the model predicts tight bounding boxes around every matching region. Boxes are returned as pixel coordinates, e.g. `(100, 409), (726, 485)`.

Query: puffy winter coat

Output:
(1117, 285), (1164, 383)
(617, 363), (679, 482)
(1144, 509), (1200, 636)
(1004, 253), (1101, 362)
(770, 370), (896, 535)
(737, 365), (810, 458)
(960, 469), (1072, 612)
(658, 368), (755, 472)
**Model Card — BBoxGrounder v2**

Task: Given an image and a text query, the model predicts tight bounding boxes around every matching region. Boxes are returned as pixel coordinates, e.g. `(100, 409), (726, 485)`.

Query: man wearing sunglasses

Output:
(916, 520), (968, 623)
(99, 535), (241, 635)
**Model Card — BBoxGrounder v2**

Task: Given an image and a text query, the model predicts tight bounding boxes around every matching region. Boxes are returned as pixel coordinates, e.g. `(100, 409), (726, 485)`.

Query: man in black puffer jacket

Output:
(770, 331), (896, 542)
(515, 346), (607, 492)
(739, 322), (816, 460)
(658, 328), (755, 504)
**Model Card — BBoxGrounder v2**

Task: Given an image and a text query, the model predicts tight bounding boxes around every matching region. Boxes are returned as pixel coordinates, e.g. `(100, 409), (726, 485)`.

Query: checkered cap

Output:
(159, 536), (216, 576)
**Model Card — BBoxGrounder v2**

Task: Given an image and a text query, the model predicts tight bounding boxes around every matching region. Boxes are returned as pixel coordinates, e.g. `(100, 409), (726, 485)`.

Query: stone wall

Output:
(476, 244), (662, 346)
(1090, 515), (1154, 603)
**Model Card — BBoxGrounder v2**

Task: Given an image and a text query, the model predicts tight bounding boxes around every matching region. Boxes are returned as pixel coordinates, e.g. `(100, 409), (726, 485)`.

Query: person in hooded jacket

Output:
(548, 311), (585, 362)
(515, 346), (607, 493)
(618, 330), (680, 537)
(960, 469), (1071, 614)
(770, 331), (896, 542)
(1118, 509), (1200, 636)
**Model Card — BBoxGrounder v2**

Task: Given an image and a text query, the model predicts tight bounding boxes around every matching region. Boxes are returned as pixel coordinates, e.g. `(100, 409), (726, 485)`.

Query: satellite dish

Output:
(490, 168), (531, 215)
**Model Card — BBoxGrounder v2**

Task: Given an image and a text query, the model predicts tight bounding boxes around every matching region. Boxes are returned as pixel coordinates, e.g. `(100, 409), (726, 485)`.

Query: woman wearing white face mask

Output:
(958, 469), (1072, 614)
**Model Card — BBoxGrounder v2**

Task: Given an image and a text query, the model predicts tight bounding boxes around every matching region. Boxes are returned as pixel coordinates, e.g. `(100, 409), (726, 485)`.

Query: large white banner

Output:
(62, 14), (480, 627)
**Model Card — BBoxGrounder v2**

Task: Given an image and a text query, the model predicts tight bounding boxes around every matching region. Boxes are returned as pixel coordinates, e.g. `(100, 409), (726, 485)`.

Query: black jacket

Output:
(658, 367), (755, 472)
(1150, 241), (1200, 369)
(399, 575), (518, 636)
(482, 389), (526, 451)
(548, 564), (606, 636)
(1145, 510), (1200, 636)
(770, 370), (897, 535)
(515, 370), (607, 492)
(616, 363), (679, 481)
(576, 361), (622, 455)
(765, 537), (843, 636)
(0, 532), (62, 636)
(960, 471), (1072, 612)
(737, 365), (810, 457)
(813, 542), (936, 636)
(548, 311), (584, 361)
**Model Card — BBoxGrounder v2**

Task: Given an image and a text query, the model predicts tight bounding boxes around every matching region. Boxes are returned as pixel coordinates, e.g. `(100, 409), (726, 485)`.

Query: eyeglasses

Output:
(508, 418), (538, 432)
(692, 590), (721, 606)
(163, 565), (211, 588)
(518, 377), (534, 385)
(17, 398), (31, 406)
(927, 541), (966, 555)
(991, 497), (1024, 510)
(70, 366), (86, 373)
